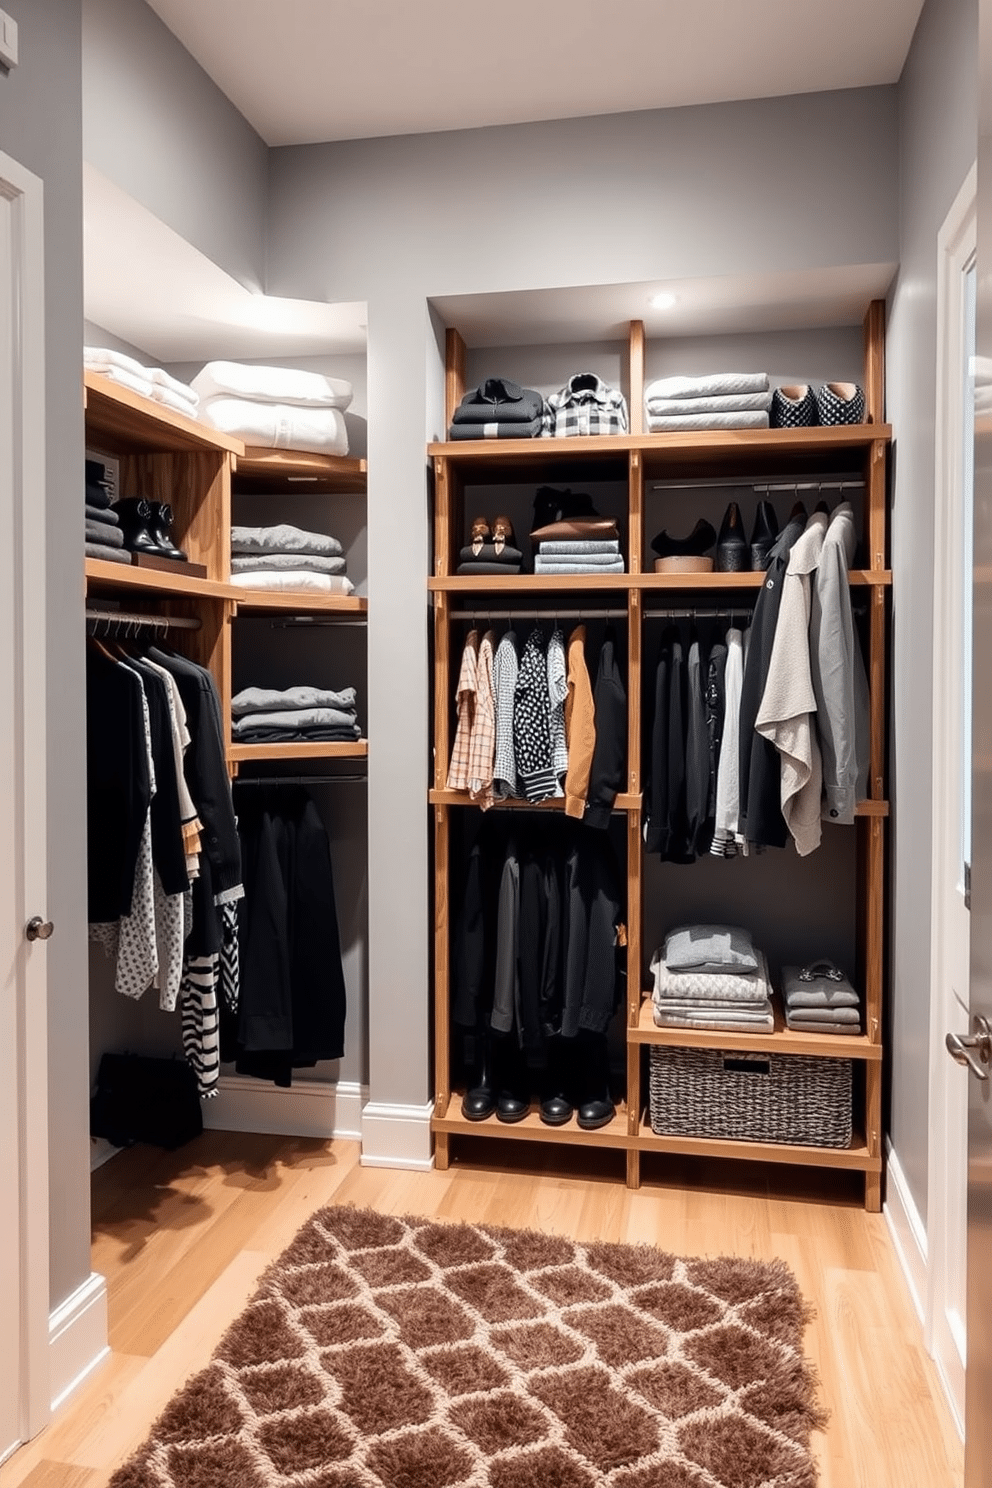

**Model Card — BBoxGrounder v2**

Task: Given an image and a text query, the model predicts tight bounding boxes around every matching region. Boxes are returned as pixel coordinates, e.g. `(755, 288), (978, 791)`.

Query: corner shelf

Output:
(234, 447), (367, 494)
(84, 370), (244, 457)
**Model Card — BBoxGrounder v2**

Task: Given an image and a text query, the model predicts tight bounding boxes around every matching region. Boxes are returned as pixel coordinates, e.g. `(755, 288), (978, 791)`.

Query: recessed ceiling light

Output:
(650, 291), (677, 310)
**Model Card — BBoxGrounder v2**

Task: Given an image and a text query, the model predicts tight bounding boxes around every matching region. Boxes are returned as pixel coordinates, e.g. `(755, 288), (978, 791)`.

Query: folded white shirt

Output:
(228, 570), (355, 595)
(646, 391), (773, 417)
(645, 372), (769, 401)
(199, 399), (349, 455)
(192, 360), (352, 410)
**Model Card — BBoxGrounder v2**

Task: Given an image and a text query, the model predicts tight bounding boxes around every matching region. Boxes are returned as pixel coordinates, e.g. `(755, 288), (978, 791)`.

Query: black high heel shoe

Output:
(749, 501), (779, 570)
(715, 502), (748, 573)
(650, 517), (716, 559)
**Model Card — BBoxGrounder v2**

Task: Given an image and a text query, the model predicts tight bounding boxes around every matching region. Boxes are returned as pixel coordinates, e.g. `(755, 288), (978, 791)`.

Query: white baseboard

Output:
(203, 1077), (366, 1140)
(883, 1138), (928, 1326)
(49, 1272), (109, 1413)
(360, 1099), (434, 1170)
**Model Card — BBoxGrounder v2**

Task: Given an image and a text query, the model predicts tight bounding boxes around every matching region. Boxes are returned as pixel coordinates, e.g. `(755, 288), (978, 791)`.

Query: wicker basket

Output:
(648, 1045), (853, 1148)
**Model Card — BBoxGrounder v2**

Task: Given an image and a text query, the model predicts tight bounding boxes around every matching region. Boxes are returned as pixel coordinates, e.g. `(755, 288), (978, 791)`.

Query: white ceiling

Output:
(146, 0), (925, 147)
(84, 165), (367, 361)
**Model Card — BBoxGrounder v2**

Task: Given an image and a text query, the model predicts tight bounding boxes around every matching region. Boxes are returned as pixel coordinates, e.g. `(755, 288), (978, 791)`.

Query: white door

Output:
(0, 151), (51, 1461)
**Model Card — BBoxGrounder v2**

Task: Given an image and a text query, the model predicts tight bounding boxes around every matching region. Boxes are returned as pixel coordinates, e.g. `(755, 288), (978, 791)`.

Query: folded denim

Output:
(85, 519), (124, 547)
(85, 542), (131, 565)
(231, 552), (346, 575)
(230, 523), (343, 558)
(231, 685), (357, 716)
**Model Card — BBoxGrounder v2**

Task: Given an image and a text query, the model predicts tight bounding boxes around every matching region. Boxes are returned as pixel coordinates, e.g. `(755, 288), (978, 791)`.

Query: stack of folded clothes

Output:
(782, 960), (862, 1034)
(650, 924), (774, 1033)
(448, 377), (544, 440)
(191, 362), (352, 455)
(84, 458), (129, 565)
(229, 523), (355, 596)
(644, 373), (772, 432)
(84, 347), (200, 419)
(529, 485), (625, 574)
(231, 685), (361, 743)
(456, 516), (522, 575)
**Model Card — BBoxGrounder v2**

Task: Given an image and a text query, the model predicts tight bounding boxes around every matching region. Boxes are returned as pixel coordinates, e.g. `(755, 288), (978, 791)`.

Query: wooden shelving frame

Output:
(429, 308), (889, 1210)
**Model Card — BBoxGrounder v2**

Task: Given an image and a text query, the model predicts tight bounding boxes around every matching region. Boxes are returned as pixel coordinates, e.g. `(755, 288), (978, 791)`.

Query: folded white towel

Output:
(645, 372), (769, 401)
(192, 360), (352, 410)
(199, 399), (349, 455)
(231, 523), (343, 558)
(645, 391), (773, 417)
(150, 384), (199, 418)
(228, 570), (355, 595)
(231, 553), (346, 576)
(646, 411), (770, 432)
(85, 347), (199, 412)
(87, 361), (155, 401)
(84, 346), (149, 381)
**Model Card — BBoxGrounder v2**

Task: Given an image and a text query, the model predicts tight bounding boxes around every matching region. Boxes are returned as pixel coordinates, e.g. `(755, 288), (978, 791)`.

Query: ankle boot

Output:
(715, 502), (747, 573)
(148, 502), (187, 561)
(539, 1036), (574, 1127)
(461, 1031), (497, 1122)
(493, 1034), (531, 1124)
(113, 497), (161, 557)
(749, 501), (779, 571)
(650, 517), (716, 559)
(575, 1030), (615, 1131)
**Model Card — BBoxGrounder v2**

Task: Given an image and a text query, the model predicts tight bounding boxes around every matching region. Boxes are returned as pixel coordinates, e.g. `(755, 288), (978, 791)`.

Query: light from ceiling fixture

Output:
(650, 291), (677, 310)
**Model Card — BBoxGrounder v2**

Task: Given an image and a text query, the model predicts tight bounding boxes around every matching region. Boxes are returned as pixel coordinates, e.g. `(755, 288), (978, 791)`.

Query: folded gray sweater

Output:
(232, 684), (357, 716)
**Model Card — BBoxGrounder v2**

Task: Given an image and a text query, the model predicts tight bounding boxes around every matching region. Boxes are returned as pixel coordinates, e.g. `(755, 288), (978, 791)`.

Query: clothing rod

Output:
(234, 774), (367, 786)
(452, 607), (628, 621)
(643, 607), (753, 620)
(649, 477), (866, 493)
(85, 608), (201, 631)
(269, 618), (367, 629)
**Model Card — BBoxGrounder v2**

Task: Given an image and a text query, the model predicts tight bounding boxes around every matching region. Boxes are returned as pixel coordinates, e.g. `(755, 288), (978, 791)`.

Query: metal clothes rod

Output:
(644, 607), (754, 620)
(85, 608), (201, 632)
(234, 774), (367, 786)
(453, 607), (628, 621)
(270, 618), (367, 629)
(650, 477), (867, 494)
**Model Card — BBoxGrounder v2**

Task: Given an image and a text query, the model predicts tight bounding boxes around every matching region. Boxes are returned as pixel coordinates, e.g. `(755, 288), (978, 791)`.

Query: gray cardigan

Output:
(809, 501), (870, 823)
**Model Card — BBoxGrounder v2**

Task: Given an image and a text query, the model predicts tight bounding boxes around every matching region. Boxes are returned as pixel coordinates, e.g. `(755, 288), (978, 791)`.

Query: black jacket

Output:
(585, 633), (627, 829)
(86, 649), (150, 922)
(738, 512), (807, 848)
(645, 629), (694, 862)
(450, 377), (544, 426)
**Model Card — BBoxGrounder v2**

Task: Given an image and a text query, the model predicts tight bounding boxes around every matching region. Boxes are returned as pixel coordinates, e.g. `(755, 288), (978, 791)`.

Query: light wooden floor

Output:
(0, 1133), (964, 1488)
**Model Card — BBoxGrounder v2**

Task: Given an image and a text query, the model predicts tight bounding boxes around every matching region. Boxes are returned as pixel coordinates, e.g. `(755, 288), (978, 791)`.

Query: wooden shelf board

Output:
(429, 425), (890, 466)
(227, 740), (368, 763)
(636, 1117), (879, 1172)
(430, 574), (633, 592)
(633, 996), (881, 1060)
(235, 447), (367, 494)
(429, 789), (640, 811)
(855, 799), (889, 817)
(84, 371), (244, 457)
(433, 1095), (635, 1149)
(233, 592), (368, 616)
(84, 557), (236, 602)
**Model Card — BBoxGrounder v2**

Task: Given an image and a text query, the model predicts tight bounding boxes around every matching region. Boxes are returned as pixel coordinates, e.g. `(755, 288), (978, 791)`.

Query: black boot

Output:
(493, 1034), (531, 1123)
(539, 1036), (574, 1127)
(113, 497), (162, 557)
(650, 517), (716, 560)
(575, 1030), (615, 1131)
(461, 1031), (497, 1122)
(715, 502), (748, 572)
(749, 501), (779, 570)
(148, 502), (188, 561)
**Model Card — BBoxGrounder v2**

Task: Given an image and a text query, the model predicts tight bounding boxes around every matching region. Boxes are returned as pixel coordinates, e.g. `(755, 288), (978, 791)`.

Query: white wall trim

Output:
(203, 1077), (366, 1141)
(884, 1139), (928, 1327)
(48, 1273), (108, 1415)
(360, 1100), (434, 1170)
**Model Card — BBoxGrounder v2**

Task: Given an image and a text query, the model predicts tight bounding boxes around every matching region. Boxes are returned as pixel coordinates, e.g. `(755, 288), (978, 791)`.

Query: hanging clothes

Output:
(584, 629), (627, 829)
(514, 627), (557, 803)
(467, 630), (496, 809)
(492, 629), (521, 800)
(563, 626), (596, 819)
(810, 501), (871, 822)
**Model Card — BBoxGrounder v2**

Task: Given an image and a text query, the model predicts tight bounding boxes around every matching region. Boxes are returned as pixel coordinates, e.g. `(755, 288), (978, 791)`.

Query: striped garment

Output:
(548, 628), (568, 789)
(467, 630), (496, 810)
(492, 630), (520, 799)
(180, 955), (220, 1098)
(446, 630), (478, 792)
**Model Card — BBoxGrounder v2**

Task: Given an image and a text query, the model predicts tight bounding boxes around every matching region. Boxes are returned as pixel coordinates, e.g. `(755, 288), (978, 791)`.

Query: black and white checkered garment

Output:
(542, 373), (629, 438)
(816, 383), (865, 426)
(513, 627), (557, 803)
(770, 385), (818, 428)
(492, 629), (521, 800)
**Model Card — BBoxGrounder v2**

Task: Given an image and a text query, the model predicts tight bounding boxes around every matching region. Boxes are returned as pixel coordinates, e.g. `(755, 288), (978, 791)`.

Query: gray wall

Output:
(82, 0), (268, 290)
(261, 87), (900, 1121)
(0, 0), (91, 1312)
(886, 0), (978, 1217)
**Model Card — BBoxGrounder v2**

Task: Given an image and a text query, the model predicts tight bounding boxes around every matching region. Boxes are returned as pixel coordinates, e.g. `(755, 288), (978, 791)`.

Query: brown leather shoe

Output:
(492, 514), (515, 556)
(470, 516), (490, 556)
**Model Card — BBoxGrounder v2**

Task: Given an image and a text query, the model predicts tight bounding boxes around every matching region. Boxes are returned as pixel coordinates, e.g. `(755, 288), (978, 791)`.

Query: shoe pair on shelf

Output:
(457, 515), (522, 573)
(651, 501), (779, 574)
(770, 382), (865, 428)
(114, 498), (188, 561)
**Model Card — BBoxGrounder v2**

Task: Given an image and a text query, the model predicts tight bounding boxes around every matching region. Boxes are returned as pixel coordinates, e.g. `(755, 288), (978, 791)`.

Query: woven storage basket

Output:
(649, 1045), (853, 1148)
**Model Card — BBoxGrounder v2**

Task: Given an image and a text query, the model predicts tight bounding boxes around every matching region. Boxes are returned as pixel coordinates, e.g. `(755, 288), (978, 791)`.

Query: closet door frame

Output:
(0, 148), (50, 1458)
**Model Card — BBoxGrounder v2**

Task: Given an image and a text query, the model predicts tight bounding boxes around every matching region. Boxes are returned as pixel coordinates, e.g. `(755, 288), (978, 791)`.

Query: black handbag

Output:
(90, 1052), (204, 1150)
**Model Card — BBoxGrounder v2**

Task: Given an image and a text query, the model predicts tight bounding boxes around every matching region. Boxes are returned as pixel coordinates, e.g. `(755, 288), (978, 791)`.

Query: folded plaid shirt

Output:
(542, 373), (629, 438)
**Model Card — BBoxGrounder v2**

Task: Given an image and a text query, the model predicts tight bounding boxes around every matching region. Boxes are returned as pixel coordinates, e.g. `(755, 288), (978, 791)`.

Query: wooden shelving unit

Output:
(228, 740), (368, 766)
(429, 308), (889, 1210)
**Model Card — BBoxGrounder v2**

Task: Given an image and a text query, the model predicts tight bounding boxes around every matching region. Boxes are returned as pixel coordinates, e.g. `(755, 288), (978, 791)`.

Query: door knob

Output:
(25, 916), (54, 942)
(946, 1015), (992, 1081)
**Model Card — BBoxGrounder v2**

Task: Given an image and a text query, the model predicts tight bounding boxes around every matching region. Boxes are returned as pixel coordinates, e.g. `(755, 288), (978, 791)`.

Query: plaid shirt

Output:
(445, 630), (478, 791)
(467, 631), (496, 809)
(542, 373), (629, 438)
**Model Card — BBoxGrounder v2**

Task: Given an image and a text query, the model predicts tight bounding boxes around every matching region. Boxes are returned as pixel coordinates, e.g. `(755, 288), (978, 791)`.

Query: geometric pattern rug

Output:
(107, 1204), (827, 1488)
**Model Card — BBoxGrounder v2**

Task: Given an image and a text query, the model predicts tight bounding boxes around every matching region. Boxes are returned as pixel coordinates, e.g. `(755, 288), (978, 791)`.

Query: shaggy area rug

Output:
(109, 1205), (826, 1488)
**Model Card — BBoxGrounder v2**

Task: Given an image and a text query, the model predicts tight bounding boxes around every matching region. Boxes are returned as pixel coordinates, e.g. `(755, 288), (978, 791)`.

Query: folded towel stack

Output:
(449, 377), (545, 440)
(85, 347), (199, 419)
(84, 458), (129, 565)
(229, 522), (355, 597)
(644, 373), (772, 433)
(531, 518), (625, 575)
(782, 962), (862, 1035)
(650, 924), (774, 1032)
(456, 542), (524, 576)
(192, 361), (352, 456)
(231, 685), (361, 743)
